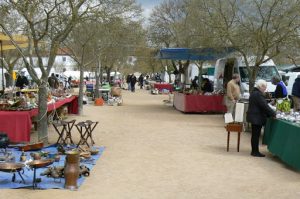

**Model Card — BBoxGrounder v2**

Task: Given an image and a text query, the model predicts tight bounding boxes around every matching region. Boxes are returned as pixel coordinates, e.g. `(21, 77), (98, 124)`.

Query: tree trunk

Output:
(197, 62), (203, 92)
(249, 66), (258, 93)
(106, 68), (111, 84)
(7, 67), (14, 87)
(94, 59), (100, 98)
(37, 79), (48, 143)
(78, 64), (84, 115)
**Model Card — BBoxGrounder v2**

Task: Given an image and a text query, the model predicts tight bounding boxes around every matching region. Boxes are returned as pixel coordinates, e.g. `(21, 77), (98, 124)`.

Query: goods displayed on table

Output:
(0, 84), (73, 112)
(276, 111), (300, 124)
(276, 98), (291, 113)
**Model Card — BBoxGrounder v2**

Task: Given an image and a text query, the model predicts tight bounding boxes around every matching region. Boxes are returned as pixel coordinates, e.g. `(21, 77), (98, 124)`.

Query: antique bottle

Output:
(20, 151), (27, 162)
(64, 151), (80, 190)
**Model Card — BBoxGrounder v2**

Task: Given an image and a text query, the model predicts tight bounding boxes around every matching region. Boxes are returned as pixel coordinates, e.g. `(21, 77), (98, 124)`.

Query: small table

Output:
(28, 159), (54, 189)
(225, 123), (243, 152)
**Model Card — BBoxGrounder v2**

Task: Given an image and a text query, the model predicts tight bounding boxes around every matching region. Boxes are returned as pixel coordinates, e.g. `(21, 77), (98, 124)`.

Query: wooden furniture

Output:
(0, 96), (78, 142)
(52, 120), (76, 145)
(225, 123), (243, 152)
(75, 120), (98, 147)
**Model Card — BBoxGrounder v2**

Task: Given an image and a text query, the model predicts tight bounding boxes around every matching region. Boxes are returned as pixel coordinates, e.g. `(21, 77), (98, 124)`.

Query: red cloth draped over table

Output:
(173, 92), (227, 113)
(0, 96), (79, 142)
(153, 83), (174, 92)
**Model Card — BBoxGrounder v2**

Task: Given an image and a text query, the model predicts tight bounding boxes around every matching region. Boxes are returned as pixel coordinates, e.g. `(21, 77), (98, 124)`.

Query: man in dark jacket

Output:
(247, 79), (276, 157)
(126, 74), (132, 91)
(130, 74), (137, 92)
(292, 75), (300, 111)
(15, 71), (29, 89)
(138, 74), (144, 89)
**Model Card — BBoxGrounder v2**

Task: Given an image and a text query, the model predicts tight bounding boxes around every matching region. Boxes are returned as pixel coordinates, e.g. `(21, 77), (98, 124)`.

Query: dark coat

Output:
(292, 77), (300, 97)
(130, 75), (137, 86)
(15, 76), (29, 89)
(247, 87), (276, 125)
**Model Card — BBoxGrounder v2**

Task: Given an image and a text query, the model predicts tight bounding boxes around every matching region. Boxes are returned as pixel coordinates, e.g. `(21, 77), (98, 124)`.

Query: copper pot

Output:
(64, 151), (80, 190)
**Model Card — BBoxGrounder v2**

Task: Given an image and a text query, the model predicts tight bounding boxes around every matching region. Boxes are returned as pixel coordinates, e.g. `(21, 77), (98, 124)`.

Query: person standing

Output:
(272, 76), (287, 98)
(48, 73), (59, 89)
(130, 74), (137, 92)
(225, 74), (241, 115)
(138, 74), (144, 89)
(292, 75), (300, 111)
(126, 74), (132, 91)
(191, 76), (199, 89)
(15, 71), (29, 89)
(247, 80), (276, 157)
(201, 78), (213, 93)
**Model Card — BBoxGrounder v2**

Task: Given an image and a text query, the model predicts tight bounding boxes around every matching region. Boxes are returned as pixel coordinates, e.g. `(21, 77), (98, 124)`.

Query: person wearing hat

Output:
(15, 71), (29, 89)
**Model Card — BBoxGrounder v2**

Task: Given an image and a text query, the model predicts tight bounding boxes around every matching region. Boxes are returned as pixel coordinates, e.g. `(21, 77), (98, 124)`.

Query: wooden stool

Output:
(75, 120), (98, 147)
(225, 123), (243, 152)
(52, 119), (76, 145)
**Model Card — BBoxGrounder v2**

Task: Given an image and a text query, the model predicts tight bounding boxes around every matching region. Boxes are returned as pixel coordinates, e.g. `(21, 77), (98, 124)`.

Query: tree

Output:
(0, 0), (96, 143)
(192, 0), (300, 91)
(147, 0), (197, 83)
(65, 22), (100, 115)
(99, 16), (143, 82)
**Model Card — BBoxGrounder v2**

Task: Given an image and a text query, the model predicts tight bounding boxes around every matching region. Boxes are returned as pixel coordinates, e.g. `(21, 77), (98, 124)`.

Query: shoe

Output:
(251, 152), (265, 157)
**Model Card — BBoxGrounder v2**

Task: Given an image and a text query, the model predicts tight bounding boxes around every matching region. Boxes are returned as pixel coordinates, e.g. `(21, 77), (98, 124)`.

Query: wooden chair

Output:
(225, 123), (243, 152)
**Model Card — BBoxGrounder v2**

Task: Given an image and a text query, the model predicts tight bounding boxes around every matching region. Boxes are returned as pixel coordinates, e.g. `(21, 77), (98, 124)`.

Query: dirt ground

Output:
(3, 89), (300, 199)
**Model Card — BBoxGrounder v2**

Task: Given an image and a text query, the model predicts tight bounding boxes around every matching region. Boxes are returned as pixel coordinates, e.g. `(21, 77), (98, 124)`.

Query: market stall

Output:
(173, 92), (226, 113)
(153, 83), (174, 92)
(263, 118), (300, 170)
(0, 96), (78, 142)
(157, 48), (233, 113)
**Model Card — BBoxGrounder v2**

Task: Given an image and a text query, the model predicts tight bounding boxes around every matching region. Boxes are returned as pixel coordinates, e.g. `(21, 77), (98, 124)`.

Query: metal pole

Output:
(0, 40), (4, 93)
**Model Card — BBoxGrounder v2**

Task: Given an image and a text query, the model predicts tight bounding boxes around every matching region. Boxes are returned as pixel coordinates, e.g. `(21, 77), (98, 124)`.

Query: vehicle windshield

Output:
(239, 66), (280, 82)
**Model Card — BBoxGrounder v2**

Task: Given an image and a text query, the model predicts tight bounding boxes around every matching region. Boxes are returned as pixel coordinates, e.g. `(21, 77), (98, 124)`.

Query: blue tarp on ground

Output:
(157, 47), (235, 61)
(0, 145), (105, 189)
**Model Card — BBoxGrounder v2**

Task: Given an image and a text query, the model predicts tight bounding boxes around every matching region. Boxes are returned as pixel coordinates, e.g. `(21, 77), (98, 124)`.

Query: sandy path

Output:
(3, 89), (300, 199)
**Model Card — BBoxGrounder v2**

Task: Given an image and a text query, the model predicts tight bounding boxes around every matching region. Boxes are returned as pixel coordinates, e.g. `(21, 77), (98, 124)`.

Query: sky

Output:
(136, 0), (162, 18)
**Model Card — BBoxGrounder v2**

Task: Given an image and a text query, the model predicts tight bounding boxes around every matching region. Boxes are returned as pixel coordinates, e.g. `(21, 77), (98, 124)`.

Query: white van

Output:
(282, 72), (300, 96)
(214, 56), (280, 98)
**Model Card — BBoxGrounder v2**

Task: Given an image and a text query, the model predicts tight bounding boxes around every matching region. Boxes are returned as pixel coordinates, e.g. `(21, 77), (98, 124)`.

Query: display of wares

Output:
(276, 111), (300, 124)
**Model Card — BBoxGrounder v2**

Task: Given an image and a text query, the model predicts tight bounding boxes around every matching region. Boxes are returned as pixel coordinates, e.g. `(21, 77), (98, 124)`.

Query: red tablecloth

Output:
(173, 92), (227, 113)
(0, 96), (78, 142)
(153, 83), (173, 92)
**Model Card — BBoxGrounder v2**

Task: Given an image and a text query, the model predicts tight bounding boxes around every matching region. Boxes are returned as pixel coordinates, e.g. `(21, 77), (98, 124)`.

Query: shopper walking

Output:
(130, 74), (137, 92)
(138, 74), (144, 89)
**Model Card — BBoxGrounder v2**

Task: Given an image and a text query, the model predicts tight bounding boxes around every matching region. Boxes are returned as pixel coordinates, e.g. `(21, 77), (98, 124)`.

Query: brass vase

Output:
(64, 151), (80, 190)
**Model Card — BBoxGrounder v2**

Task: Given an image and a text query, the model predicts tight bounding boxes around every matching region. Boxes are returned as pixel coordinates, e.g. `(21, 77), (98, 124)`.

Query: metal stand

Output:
(32, 168), (38, 189)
